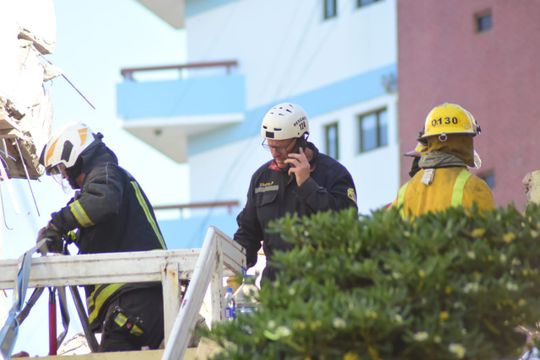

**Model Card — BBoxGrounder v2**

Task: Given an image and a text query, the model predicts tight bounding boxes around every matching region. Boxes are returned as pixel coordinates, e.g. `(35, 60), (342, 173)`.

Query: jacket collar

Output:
(267, 141), (319, 173)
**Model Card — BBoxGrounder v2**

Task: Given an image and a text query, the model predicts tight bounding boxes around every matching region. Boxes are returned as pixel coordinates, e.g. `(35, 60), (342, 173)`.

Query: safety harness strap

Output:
(451, 170), (472, 207)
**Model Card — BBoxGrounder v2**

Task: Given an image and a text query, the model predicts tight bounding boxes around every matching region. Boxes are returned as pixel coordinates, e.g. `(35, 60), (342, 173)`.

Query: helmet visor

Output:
(47, 163), (68, 184)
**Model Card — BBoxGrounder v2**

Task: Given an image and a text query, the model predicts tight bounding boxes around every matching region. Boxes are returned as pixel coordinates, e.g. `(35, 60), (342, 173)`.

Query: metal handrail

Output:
(120, 60), (239, 80)
(153, 200), (240, 214)
(162, 226), (245, 360)
(0, 228), (246, 358)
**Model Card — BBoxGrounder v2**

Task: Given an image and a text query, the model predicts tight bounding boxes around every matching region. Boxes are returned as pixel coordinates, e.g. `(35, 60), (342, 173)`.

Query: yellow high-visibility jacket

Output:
(393, 167), (495, 218)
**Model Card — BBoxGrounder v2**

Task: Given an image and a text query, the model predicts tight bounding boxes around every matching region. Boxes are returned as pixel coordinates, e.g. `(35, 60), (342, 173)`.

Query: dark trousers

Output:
(99, 286), (164, 352)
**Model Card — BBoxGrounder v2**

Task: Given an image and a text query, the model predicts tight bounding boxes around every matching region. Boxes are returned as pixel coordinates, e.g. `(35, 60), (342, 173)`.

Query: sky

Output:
(2, 0), (189, 355)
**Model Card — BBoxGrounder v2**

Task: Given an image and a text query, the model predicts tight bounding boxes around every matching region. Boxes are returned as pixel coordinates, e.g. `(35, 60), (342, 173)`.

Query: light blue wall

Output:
(159, 213), (237, 249)
(117, 74), (245, 119)
(189, 63), (397, 156)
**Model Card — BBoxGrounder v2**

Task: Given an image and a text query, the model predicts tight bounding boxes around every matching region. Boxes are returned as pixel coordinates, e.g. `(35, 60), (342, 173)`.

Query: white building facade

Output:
(118, 0), (399, 248)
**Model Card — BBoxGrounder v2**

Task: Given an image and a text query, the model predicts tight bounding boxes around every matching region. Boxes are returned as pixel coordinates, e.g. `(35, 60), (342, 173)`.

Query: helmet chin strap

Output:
(66, 166), (82, 189)
(67, 176), (79, 190)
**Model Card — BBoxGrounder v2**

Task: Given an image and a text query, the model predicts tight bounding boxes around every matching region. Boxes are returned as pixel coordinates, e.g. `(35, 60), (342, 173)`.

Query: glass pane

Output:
(325, 124), (339, 159)
(361, 113), (377, 152)
(358, 0), (375, 7)
(476, 13), (492, 32)
(378, 109), (388, 147)
(481, 172), (496, 189)
(324, 0), (337, 19)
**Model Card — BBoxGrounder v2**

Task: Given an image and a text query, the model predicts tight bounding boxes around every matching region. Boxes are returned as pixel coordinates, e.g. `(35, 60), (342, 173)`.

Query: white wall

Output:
(185, 0), (397, 107)
(190, 93), (398, 213)
(186, 0), (399, 214)
(189, 136), (268, 203)
(310, 94), (400, 213)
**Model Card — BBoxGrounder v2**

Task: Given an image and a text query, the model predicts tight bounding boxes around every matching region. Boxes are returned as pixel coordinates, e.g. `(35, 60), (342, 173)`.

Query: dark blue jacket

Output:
(50, 138), (166, 328)
(234, 142), (357, 282)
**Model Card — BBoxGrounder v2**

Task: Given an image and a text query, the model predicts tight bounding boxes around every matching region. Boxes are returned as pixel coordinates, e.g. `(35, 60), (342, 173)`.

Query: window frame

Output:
(324, 122), (340, 160)
(474, 9), (492, 33)
(323, 0), (338, 20)
(478, 170), (496, 189)
(358, 108), (388, 153)
(357, 0), (382, 9)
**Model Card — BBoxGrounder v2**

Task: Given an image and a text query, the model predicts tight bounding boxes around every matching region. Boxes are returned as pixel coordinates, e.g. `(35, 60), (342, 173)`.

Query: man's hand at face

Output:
(284, 147), (310, 186)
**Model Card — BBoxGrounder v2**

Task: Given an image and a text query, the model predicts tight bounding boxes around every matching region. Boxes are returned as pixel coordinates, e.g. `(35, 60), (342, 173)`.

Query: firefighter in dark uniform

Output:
(37, 122), (166, 352)
(234, 103), (358, 284)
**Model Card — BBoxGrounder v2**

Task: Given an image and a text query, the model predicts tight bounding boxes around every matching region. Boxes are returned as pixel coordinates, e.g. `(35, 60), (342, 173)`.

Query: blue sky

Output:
(6, 0), (188, 355)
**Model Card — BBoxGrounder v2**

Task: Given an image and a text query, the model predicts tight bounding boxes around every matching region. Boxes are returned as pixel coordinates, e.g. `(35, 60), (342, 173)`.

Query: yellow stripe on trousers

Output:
(88, 283), (123, 326)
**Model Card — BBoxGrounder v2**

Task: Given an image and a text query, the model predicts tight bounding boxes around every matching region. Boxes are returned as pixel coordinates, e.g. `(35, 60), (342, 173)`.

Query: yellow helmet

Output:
(420, 103), (480, 139)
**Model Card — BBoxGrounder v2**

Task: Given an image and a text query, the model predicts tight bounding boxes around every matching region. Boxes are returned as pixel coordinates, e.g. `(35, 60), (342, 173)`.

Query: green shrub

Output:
(207, 204), (540, 360)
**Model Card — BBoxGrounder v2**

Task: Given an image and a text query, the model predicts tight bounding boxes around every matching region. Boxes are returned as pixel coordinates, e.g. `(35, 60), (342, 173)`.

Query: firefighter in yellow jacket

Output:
(393, 103), (495, 217)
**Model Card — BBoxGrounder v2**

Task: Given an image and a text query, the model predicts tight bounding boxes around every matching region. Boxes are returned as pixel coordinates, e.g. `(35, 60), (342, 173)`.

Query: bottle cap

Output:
(226, 276), (240, 291)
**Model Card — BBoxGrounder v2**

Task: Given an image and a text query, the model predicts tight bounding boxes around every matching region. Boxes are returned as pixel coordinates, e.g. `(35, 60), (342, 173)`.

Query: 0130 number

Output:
(431, 117), (458, 126)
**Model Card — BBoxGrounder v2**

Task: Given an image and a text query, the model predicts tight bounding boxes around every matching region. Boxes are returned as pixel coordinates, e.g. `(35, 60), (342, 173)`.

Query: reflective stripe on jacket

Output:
(393, 167), (495, 218)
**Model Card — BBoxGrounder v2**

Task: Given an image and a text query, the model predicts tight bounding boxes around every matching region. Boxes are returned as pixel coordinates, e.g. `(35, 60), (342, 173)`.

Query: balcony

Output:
(116, 60), (245, 162)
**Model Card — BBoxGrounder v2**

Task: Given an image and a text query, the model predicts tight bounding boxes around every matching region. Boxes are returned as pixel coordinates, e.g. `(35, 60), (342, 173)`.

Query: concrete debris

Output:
(523, 170), (540, 205)
(0, 0), (55, 181)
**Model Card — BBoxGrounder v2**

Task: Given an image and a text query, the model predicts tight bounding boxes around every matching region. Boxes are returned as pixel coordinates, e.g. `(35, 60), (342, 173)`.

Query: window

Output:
(475, 10), (492, 33)
(357, 0), (382, 8)
(479, 170), (496, 189)
(324, 122), (339, 159)
(323, 0), (337, 20)
(358, 108), (388, 153)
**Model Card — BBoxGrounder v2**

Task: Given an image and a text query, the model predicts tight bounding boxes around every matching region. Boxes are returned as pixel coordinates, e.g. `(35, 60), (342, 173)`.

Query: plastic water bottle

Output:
(233, 275), (259, 315)
(224, 287), (235, 320)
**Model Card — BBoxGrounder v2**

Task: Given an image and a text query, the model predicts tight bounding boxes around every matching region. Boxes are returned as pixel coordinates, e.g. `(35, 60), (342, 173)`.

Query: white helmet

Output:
(39, 122), (96, 175)
(261, 103), (309, 140)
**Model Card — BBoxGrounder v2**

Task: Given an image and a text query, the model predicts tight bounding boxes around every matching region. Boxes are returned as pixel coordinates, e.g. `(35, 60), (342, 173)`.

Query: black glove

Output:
(36, 222), (64, 254)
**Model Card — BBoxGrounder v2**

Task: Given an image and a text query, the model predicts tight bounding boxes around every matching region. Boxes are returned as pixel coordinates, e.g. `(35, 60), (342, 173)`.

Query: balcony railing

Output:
(154, 200), (239, 215)
(120, 60), (239, 81)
